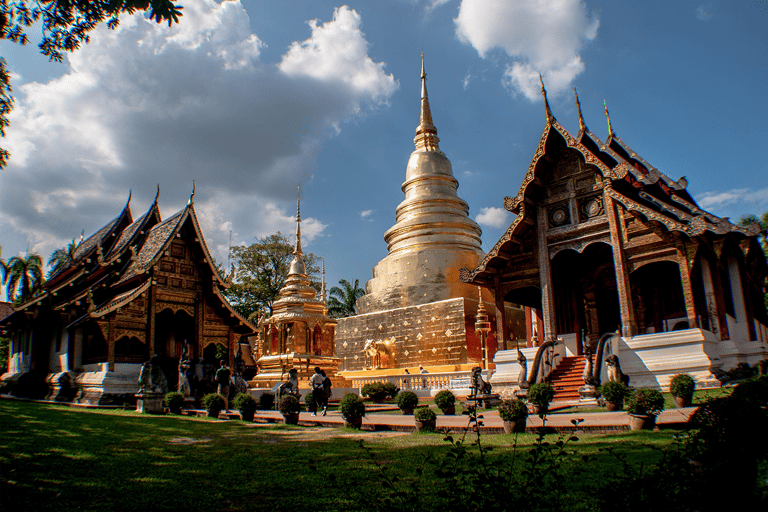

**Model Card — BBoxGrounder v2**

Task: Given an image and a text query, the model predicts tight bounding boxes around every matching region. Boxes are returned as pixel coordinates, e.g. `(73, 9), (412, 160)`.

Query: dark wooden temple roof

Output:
(462, 109), (762, 286)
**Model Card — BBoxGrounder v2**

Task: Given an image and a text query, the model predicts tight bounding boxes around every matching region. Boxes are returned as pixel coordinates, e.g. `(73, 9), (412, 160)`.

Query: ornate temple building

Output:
(247, 198), (342, 389)
(0, 190), (256, 403)
(462, 83), (768, 391)
(335, 58), (525, 373)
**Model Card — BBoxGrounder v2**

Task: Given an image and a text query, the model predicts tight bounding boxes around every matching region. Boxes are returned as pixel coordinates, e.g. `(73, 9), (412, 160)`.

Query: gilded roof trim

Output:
(90, 279), (152, 318)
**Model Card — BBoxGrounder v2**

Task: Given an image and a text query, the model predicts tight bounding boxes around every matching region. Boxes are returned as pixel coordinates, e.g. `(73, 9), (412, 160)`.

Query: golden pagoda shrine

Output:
(248, 196), (344, 390)
(461, 80), (768, 393)
(334, 57), (525, 375)
(0, 188), (256, 404)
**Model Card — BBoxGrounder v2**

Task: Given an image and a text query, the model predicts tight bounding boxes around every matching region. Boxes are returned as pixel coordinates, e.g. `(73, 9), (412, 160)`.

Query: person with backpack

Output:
(215, 360), (231, 410)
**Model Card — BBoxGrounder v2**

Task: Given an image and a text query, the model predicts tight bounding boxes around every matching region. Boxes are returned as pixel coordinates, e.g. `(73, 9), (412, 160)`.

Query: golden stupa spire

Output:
(603, 99), (615, 138)
(539, 74), (554, 123)
(414, 53), (440, 151)
(295, 186), (302, 256)
(574, 88), (586, 133)
(320, 258), (326, 304)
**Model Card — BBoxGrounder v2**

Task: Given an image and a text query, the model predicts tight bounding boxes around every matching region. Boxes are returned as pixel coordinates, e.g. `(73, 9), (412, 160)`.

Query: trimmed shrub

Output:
(414, 407), (437, 422)
(203, 393), (226, 411)
(278, 395), (301, 415)
(304, 392), (316, 410)
(434, 390), (456, 411)
(361, 382), (388, 401)
(601, 381), (627, 405)
(627, 388), (665, 417)
(258, 392), (275, 410)
(395, 390), (419, 411)
(528, 382), (555, 409)
(497, 399), (529, 422)
(670, 374), (695, 399)
(340, 393), (366, 419)
(163, 391), (185, 413)
(233, 393), (257, 413)
(382, 382), (399, 398)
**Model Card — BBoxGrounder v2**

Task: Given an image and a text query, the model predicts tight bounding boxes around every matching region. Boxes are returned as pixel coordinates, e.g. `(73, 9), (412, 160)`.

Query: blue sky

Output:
(1, 0), (767, 302)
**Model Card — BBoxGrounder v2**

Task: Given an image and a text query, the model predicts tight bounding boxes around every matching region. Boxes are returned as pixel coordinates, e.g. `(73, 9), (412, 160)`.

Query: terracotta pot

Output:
(503, 419), (526, 434)
(401, 408), (414, 415)
(531, 404), (547, 415)
(441, 406), (456, 416)
(674, 396), (692, 408)
(282, 412), (300, 425)
(207, 408), (221, 418)
(415, 419), (436, 432)
(606, 401), (621, 412)
(344, 417), (364, 429)
(629, 414), (657, 431)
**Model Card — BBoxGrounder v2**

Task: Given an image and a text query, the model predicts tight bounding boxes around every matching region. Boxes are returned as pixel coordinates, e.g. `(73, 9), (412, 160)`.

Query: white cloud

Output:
(0, 1), (394, 267)
(696, 4), (713, 21)
(360, 209), (374, 219)
(698, 187), (768, 210)
(454, 0), (599, 100)
(476, 206), (510, 228)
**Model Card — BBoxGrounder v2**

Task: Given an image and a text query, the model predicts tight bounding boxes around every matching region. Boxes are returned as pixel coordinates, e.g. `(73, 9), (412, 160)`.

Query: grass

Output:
(0, 398), (682, 511)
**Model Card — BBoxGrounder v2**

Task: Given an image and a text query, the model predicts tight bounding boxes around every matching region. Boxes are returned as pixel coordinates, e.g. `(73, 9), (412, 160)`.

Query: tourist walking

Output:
(215, 360), (231, 410)
(310, 367), (324, 416)
(321, 369), (331, 416)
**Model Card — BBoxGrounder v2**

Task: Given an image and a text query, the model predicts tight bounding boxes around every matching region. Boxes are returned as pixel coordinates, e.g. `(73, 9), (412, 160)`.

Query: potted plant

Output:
(600, 381), (627, 411)
(414, 407), (437, 432)
(258, 392), (275, 410)
(669, 373), (695, 408)
(434, 390), (457, 415)
(497, 399), (529, 434)
(361, 382), (388, 403)
(278, 395), (301, 425)
(304, 392), (317, 413)
(203, 393), (226, 418)
(626, 388), (665, 430)
(395, 390), (419, 415)
(340, 393), (366, 429)
(164, 391), (185, 415)
(528, 382), (555, 415)
(233, 392), (257, 422)
(382, 381), (399, 399)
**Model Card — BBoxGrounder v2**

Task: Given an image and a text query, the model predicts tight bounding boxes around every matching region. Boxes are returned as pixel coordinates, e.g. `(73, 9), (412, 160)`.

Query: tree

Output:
(0, 244), (7, 286)
(327, 279), (365, 318)
(0, 1), (184, 168)
(739, 212), (768, 252)
(224, 233), (321, 322)
(47, 240), (78, 278)
(5, 252), (44, 304)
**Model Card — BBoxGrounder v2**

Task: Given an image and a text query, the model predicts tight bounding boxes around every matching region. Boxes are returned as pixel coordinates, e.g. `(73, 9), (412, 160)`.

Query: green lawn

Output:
(0, 399), (682, 511)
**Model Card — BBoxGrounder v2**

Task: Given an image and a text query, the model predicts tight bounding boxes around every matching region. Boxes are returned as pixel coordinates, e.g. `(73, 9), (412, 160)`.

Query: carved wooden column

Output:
(228, 330), (236, 367)
(195, 292), (204, 358)
(676, 242), (698, 329)
(107, 313), (116, 372)
(148, 286), (156, 356)
(536, 205), (557, 342)
(493, 277), (508, 351)
(604, 191), (636, 337)
(700, 257), (729, 340)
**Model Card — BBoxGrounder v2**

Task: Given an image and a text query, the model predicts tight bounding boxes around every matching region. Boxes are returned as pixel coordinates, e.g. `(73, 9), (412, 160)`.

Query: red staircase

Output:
(548, 355), (590, 402)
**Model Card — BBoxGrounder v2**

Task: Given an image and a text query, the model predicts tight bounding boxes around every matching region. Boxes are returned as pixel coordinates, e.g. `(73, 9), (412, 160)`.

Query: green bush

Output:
(669, 374), (695, 399)
(627, 388), (665, 417)
(163, 391), (185, 412)
(395, 390), (419, 410)
(304, 392), (316, 409)
(497, 399), (529, 422)
(414, 407), (437, 422)
(258, 392), (275, 410)
(528, 382), (555, 408)
(360, 382), (388, 401)
(233, 393), (257, 413)
(434, 390), (456, 411)
(278, 395), (301, 415)
(203, 393), (226, 411)
(601, 381), (627, 404)
(382, 381), (399, 398)
(340, 393), (366, 419)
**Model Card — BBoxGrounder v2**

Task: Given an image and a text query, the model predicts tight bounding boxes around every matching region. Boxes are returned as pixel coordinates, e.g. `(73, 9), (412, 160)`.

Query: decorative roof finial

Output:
(540, 74), (554, 123)
(153, 184), (160, 204)
(187, 180), (195, 206)
(574, 88), (586, 133)
(603, 99), (615, 138)
(295, 186), (302, 256)
(126, 189), (132, 208)
(414, 53), (440, 151)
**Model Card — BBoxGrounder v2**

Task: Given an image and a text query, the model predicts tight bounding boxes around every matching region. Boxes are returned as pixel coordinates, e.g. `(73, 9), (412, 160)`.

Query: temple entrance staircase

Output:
(548, 355), (595, 403)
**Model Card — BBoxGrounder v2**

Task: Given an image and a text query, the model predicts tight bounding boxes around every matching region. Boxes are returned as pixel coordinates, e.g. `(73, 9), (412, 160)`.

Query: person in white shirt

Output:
(310, 367), (324, 416)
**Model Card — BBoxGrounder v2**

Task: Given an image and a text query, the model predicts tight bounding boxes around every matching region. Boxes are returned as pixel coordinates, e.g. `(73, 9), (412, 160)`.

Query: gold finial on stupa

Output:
(539, 74), (554, 123)
(294, 186), (303, 256)
(604, 99), (615, 139)
(414, 53), (440, 151)
(574, 88), (586, 133)
(320, 258), (326, 304)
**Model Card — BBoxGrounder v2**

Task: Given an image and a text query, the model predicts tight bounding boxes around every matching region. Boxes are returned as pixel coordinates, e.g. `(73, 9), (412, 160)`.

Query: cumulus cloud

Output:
(454, 0), (599, 100)
(476, 206), (510, 228)
(0, 1), (395, 267)
(360, 209), (374, 219)
(696, 4), (713, 21)
(698, 187), (768, 210)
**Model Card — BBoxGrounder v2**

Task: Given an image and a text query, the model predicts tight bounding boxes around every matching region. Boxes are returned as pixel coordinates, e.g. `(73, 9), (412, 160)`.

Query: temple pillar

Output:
(107, 313), (116, 372)
(676, 242), (698, 329)
(148, 287), (156, 356)
(493, 277), (508, 350)
(525, 306), (534, 347)
(536, 206), (557, 342)
(700, 257), (729, 340)
(604, 192), (636, 336)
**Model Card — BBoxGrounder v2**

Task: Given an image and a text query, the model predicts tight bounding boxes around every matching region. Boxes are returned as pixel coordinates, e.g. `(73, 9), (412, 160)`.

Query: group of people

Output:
(310, 366), (332, 416)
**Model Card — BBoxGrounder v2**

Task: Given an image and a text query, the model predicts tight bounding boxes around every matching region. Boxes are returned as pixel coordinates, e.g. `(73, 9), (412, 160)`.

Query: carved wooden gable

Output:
(543, 148), (605, 230)
(155, 238), (199, 292)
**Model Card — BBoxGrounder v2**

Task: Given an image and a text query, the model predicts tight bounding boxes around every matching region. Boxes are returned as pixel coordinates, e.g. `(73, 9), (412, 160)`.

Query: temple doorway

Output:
(155, 309), (195, 390)
(631, 261), (687, 334)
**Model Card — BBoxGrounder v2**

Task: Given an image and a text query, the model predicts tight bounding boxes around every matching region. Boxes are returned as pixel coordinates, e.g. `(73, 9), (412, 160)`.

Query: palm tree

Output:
(47, 240), (78, 278)
(0, 245), (7, 287)
(327, 279), (365, 318)
(6, 252), (44, 304)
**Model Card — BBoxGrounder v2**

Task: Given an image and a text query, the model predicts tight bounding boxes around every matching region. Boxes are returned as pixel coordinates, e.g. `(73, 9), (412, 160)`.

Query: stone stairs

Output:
(549, 355), (592, 402)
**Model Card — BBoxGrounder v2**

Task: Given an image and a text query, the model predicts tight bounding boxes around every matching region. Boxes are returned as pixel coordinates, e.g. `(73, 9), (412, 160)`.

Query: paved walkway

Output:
(242, 406), (698, 434)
